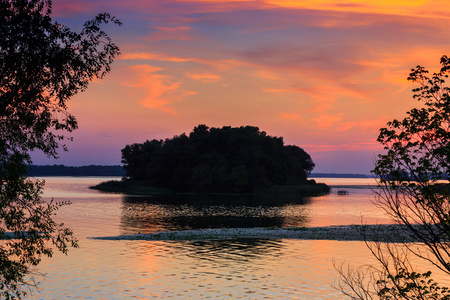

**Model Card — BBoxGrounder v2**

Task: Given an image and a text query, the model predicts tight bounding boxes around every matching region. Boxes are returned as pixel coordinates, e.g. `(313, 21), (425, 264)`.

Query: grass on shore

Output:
(90, 180), (171, 195)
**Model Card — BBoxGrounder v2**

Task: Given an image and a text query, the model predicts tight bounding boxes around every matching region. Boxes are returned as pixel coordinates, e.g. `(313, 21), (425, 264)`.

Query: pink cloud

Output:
(311, 113), (344, 130)
(120, 65), (197, 116)
(263, 88), (292, 93)
(302, 140), (381, 153)
(337, 118), (388, 133)
(52, 0), (267, 18)
(119, 52), (242, 71)
(265, 0), (450, 19)
(186, 73), (222, 82)
(280, 113), (303, 121)
(119, 52), (190, 62)
(254, 70), (281, 80)
(147, 26), (195, 41)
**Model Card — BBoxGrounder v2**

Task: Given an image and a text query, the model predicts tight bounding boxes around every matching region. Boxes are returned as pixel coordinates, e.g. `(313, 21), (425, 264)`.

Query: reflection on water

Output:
(118, 181), (391, 236)
(120, 194), (311, 234)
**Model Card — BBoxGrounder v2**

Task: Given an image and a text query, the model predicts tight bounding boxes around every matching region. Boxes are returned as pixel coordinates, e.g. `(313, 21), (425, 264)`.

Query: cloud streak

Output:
(120, 65), (191, 116)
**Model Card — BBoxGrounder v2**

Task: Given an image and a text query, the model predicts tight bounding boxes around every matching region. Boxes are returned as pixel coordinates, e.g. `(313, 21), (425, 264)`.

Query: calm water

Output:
(24, 177), (444, 299)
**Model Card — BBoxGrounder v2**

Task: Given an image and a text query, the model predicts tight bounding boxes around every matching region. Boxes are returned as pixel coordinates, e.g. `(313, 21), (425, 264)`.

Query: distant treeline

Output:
(27, 165), (125, 177)
(311, 173), (372, 178)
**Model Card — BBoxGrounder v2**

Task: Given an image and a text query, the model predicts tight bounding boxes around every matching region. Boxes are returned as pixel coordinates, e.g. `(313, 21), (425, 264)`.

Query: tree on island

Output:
(121, 125), (319, 193)
(336, 56), (450, 298)
(0, 0), (120, 298)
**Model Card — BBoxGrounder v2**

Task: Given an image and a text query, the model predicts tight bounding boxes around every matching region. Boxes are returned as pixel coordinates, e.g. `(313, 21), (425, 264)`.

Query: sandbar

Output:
(91, 224), (421, 242)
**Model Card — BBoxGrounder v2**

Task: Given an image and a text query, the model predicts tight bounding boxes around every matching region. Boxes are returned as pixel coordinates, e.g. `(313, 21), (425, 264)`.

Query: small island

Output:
(92, 125), (329, 196)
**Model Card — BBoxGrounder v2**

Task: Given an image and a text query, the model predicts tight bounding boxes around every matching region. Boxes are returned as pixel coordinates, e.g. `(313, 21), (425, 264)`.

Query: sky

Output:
(31, 0), (450, 174)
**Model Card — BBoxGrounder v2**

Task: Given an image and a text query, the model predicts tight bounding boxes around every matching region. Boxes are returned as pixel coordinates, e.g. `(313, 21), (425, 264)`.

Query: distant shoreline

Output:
(27, 165), (125, 177)
(311, 173), (372, 178)
(27, 165), (371, 178)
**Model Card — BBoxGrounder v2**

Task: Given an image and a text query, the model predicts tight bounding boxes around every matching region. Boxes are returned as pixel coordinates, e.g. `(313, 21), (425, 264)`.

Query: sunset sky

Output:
(31, 0), (450, 174)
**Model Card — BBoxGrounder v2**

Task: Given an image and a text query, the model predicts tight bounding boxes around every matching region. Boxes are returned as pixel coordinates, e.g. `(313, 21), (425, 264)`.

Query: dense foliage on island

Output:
(100, 125), (328, 195)
(27, 165), (125, 177)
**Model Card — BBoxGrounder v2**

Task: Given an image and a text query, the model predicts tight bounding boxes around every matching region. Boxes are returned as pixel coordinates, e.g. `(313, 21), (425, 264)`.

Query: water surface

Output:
(28, 177), (446, 299)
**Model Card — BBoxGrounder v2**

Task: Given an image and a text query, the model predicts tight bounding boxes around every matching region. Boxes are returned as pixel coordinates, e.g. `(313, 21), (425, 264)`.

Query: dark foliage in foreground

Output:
(0, 0), (120, 297)
(121, 125), (318, 193)
(336, 55), (450, 299)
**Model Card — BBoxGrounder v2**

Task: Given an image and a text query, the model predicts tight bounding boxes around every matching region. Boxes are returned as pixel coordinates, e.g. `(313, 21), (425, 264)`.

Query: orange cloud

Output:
(311, 113), (344, 130)
(337, 119), (388, 133)
(119, 52), (191, 63)
(164, 0), (441, 19)
(179, 0), (258, 2)
(265, 0), (450, 19)
(186, 73), (222, 83)
(254, 70), (281, 80)
(281, 112), (303, 121)
(119, 52), (243, 71)
(263, 88), (292, 93)
(302, 140), (381, 152)
(120, 65), (197, 116)
(147, 26), (194, 41)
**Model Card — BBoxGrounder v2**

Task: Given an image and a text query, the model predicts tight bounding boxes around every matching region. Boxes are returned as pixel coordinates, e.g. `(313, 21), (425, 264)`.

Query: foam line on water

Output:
(90, 224), (420, 242)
